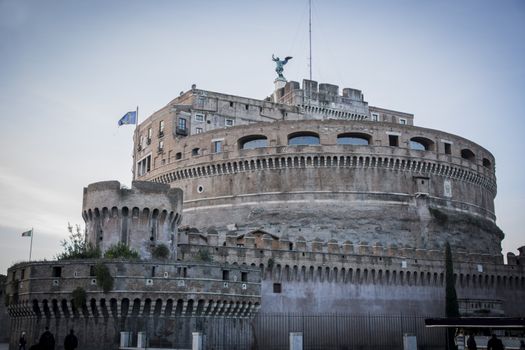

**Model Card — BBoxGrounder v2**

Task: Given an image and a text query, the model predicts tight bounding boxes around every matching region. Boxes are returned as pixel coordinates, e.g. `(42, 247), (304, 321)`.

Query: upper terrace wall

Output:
(134, 119), (500, 255)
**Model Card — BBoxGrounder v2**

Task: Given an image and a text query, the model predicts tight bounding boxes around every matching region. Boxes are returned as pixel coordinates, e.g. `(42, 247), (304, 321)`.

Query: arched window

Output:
(337, 133), (371, 145)
(483, 158), (492, 168)
(409, 137), (434, 151)
(239, 135), (268, 150)
(461, 148), (475, 161)
(288, 132), (320, 146)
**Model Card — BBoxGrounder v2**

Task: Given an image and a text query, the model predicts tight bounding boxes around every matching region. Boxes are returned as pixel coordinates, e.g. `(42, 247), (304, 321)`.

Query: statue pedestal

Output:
(273, 77), (287, 102)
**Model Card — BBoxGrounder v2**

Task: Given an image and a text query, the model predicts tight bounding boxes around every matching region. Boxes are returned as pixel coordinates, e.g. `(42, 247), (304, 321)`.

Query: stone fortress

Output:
(4, 77), (525, 349)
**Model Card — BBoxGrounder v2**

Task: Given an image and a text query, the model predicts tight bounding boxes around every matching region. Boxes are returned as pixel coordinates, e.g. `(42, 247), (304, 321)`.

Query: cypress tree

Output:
(445, 241), (460, 350)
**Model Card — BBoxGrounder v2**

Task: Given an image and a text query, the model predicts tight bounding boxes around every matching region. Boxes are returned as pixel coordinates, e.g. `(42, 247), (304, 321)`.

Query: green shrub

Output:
(152, 244), (170, 260)
(94, 263), (114, 293)
(104, 242), (140, 260)
(72, 287), (87, 309)
(195, 249), (213, 262)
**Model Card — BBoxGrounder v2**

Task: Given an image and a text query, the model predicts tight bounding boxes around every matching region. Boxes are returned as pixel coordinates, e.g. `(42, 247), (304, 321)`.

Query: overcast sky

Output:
(0, 0), (523, 274)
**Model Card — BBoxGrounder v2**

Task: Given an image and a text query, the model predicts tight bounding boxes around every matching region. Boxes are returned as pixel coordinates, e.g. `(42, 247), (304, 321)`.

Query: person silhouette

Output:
(64, 329), (78, 350)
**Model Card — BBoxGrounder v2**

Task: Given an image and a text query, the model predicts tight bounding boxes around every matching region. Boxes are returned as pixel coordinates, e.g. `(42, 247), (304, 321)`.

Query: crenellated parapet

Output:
(177, 230), (525, 293)
(82, 181), (183, 260)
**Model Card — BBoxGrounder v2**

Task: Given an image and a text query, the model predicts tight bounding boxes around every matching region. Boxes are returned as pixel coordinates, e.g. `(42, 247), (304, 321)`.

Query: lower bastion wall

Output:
(5, 261), (260, 350)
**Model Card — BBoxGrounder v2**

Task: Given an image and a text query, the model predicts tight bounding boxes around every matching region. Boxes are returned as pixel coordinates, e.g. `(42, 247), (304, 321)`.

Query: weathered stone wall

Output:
(82, 180), (183, 259)
(178, 234), (525, 317)
(5, 260), (261, 349)
(0, 275), (10, 342)
(135, 119), (499, 255)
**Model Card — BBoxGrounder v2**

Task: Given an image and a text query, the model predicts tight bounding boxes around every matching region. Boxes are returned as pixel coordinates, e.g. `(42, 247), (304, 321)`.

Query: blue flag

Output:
(118, 111), (137, 126)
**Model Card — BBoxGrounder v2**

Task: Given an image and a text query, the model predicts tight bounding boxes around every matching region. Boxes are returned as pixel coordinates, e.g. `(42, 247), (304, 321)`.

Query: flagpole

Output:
(29, 227), (34, 261)
(136, 106), (139, 128)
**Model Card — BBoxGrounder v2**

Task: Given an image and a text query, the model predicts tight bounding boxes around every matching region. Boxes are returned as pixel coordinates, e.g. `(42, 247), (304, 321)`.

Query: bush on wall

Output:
(152, 244), (170, 260)
(94, 263), (114, 293)
(72, 286), (87, 309)
(104, 242), (140, 260)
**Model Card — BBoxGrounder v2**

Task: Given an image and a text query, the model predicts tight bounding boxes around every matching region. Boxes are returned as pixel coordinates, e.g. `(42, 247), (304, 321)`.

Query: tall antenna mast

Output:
(309, 0), (312, 80)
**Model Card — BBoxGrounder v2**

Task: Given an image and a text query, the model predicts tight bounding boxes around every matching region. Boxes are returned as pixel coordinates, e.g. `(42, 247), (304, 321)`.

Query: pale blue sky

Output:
(0, 0), (523, 273)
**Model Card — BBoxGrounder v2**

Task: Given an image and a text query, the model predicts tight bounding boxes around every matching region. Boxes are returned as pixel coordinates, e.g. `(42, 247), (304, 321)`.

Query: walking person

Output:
(487, 334), (504, 350)
(467, 333), (477, 350)
(64, 329), (78, 350)
(19, 331), (27, 350)
(38, 327), (55, 350)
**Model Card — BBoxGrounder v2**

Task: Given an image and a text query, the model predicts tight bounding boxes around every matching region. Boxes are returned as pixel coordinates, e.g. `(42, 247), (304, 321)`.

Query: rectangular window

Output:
(196, 127), (203, 134)
(389, 135), (399, 147)
(399, 118), (407, 125)
(137, 155), (152, 176)
(444, 142), (452, 155)
(213, 140), (223, 153)
(175, 152), (182, 160)
(89, 265), (95, 276)
(222, 270), (230, 281)
(178, 118), (187, 130)
(158, 140), (164, 151)
(273, 283), (282, 293)
(225, 119), (234, 127)
(159, 120), (165, 135)
(151, 266), (156, 277)
(241, 272), (248, 282)
(21, 269), (25, 280)
(195, 114), (205, 122)
(52, 266), (62, 278)
(371, 113), (379, 121)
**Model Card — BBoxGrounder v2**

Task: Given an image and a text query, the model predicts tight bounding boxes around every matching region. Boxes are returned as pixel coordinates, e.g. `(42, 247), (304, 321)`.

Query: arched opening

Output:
(461, 148), (476, 161)
(337, 133), (371, 145)
(288, 132), (320, 146)
(239, 135), (268, 149)
(409, 137), (434, 151)
(483, 158), (492, 168)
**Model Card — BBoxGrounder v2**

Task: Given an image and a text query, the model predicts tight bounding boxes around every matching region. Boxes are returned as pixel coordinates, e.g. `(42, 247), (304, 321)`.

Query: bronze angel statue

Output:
(272, 54), (293, 79)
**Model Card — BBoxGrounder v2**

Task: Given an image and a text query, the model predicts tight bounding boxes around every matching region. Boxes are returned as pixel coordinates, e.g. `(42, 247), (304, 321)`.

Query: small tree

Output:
(56, 223), (100, 260)
(445, 242), (460, 350)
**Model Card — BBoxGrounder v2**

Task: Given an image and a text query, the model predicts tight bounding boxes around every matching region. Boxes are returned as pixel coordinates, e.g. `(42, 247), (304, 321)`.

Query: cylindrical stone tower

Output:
(82, 180), (183, 259)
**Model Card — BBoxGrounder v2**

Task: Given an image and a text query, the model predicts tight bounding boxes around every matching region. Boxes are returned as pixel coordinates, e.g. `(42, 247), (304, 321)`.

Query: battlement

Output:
(82, 181), (183, 260)
(177, 231), (524, 301)
(178, 229), (511, 266)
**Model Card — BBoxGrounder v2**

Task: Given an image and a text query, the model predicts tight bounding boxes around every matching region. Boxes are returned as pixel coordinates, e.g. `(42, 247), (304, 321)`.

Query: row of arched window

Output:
(239, 132), (371, 149)
(236, 132), (491, 167)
